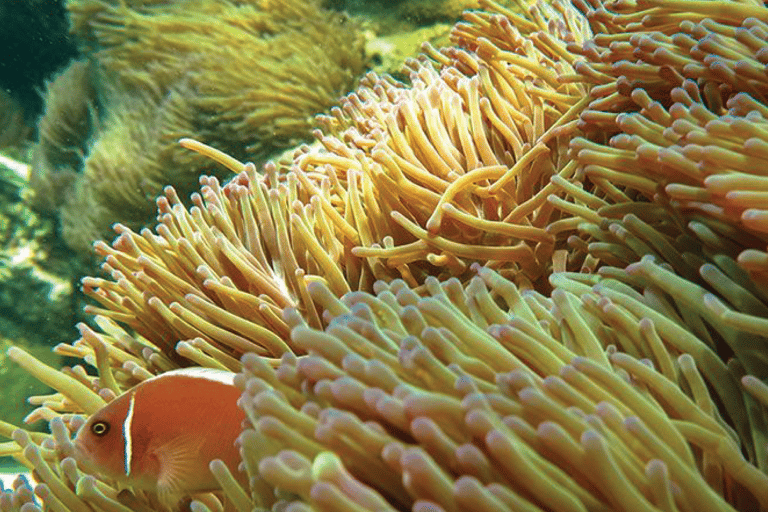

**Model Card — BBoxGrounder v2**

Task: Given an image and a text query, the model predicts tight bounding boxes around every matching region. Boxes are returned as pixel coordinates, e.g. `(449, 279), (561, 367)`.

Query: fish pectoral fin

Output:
(152, 433), (205, 507)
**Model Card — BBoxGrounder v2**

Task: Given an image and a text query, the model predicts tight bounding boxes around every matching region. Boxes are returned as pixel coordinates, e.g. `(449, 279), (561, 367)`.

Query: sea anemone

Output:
(3, 0), (768, 510)
(30, 0), (365, 254)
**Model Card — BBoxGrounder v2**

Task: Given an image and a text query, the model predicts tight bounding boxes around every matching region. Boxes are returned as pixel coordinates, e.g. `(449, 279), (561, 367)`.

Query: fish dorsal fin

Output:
(151, 367), (236, 386)
(153, 433), (206, 509)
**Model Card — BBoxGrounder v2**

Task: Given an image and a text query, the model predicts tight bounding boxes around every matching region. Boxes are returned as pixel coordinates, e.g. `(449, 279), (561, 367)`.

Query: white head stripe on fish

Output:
(124, 392), (136, 477)
(147, 367), (236, 386)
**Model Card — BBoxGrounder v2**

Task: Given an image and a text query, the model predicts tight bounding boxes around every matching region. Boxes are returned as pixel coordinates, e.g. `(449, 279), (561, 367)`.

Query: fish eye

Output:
(91, 421), (110, 436)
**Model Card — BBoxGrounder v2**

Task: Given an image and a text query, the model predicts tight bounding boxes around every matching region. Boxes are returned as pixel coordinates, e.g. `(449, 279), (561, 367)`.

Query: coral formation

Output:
(31, 0), (365, 253)
(0, 154), (79, 428)
(3, 0), (768, 510)
(365, 24), (454, 77)
(397, 0), (482, 23)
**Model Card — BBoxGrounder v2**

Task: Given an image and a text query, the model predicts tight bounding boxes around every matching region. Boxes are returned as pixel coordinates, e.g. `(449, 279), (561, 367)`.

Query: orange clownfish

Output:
(74, 367), (245, 506)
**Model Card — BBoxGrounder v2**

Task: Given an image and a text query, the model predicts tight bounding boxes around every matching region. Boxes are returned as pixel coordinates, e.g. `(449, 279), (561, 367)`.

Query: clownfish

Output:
(73, 367), (245, 507)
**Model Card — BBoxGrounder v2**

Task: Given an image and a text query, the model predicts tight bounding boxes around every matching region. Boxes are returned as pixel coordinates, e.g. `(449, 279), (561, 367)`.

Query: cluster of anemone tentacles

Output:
(30, 0), (365, 254)
(3, 0), (768, 511)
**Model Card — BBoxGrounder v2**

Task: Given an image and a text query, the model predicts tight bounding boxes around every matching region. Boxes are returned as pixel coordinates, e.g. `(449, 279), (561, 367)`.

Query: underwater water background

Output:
(0, 0), (463, 489)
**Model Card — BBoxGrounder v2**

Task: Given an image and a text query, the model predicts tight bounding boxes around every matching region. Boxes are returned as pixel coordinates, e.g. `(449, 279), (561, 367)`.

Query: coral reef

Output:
(3, 0), (768, 510)
(0, 154), (79, 429)
(31, 0), (365, 253)
(365, 24), (454, 77)
(397, 0), (482, 23)
(333, 0), (482, 25)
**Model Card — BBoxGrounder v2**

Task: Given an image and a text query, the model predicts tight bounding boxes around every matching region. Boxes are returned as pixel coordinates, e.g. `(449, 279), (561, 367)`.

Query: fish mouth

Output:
(71, 437), (95, 473)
